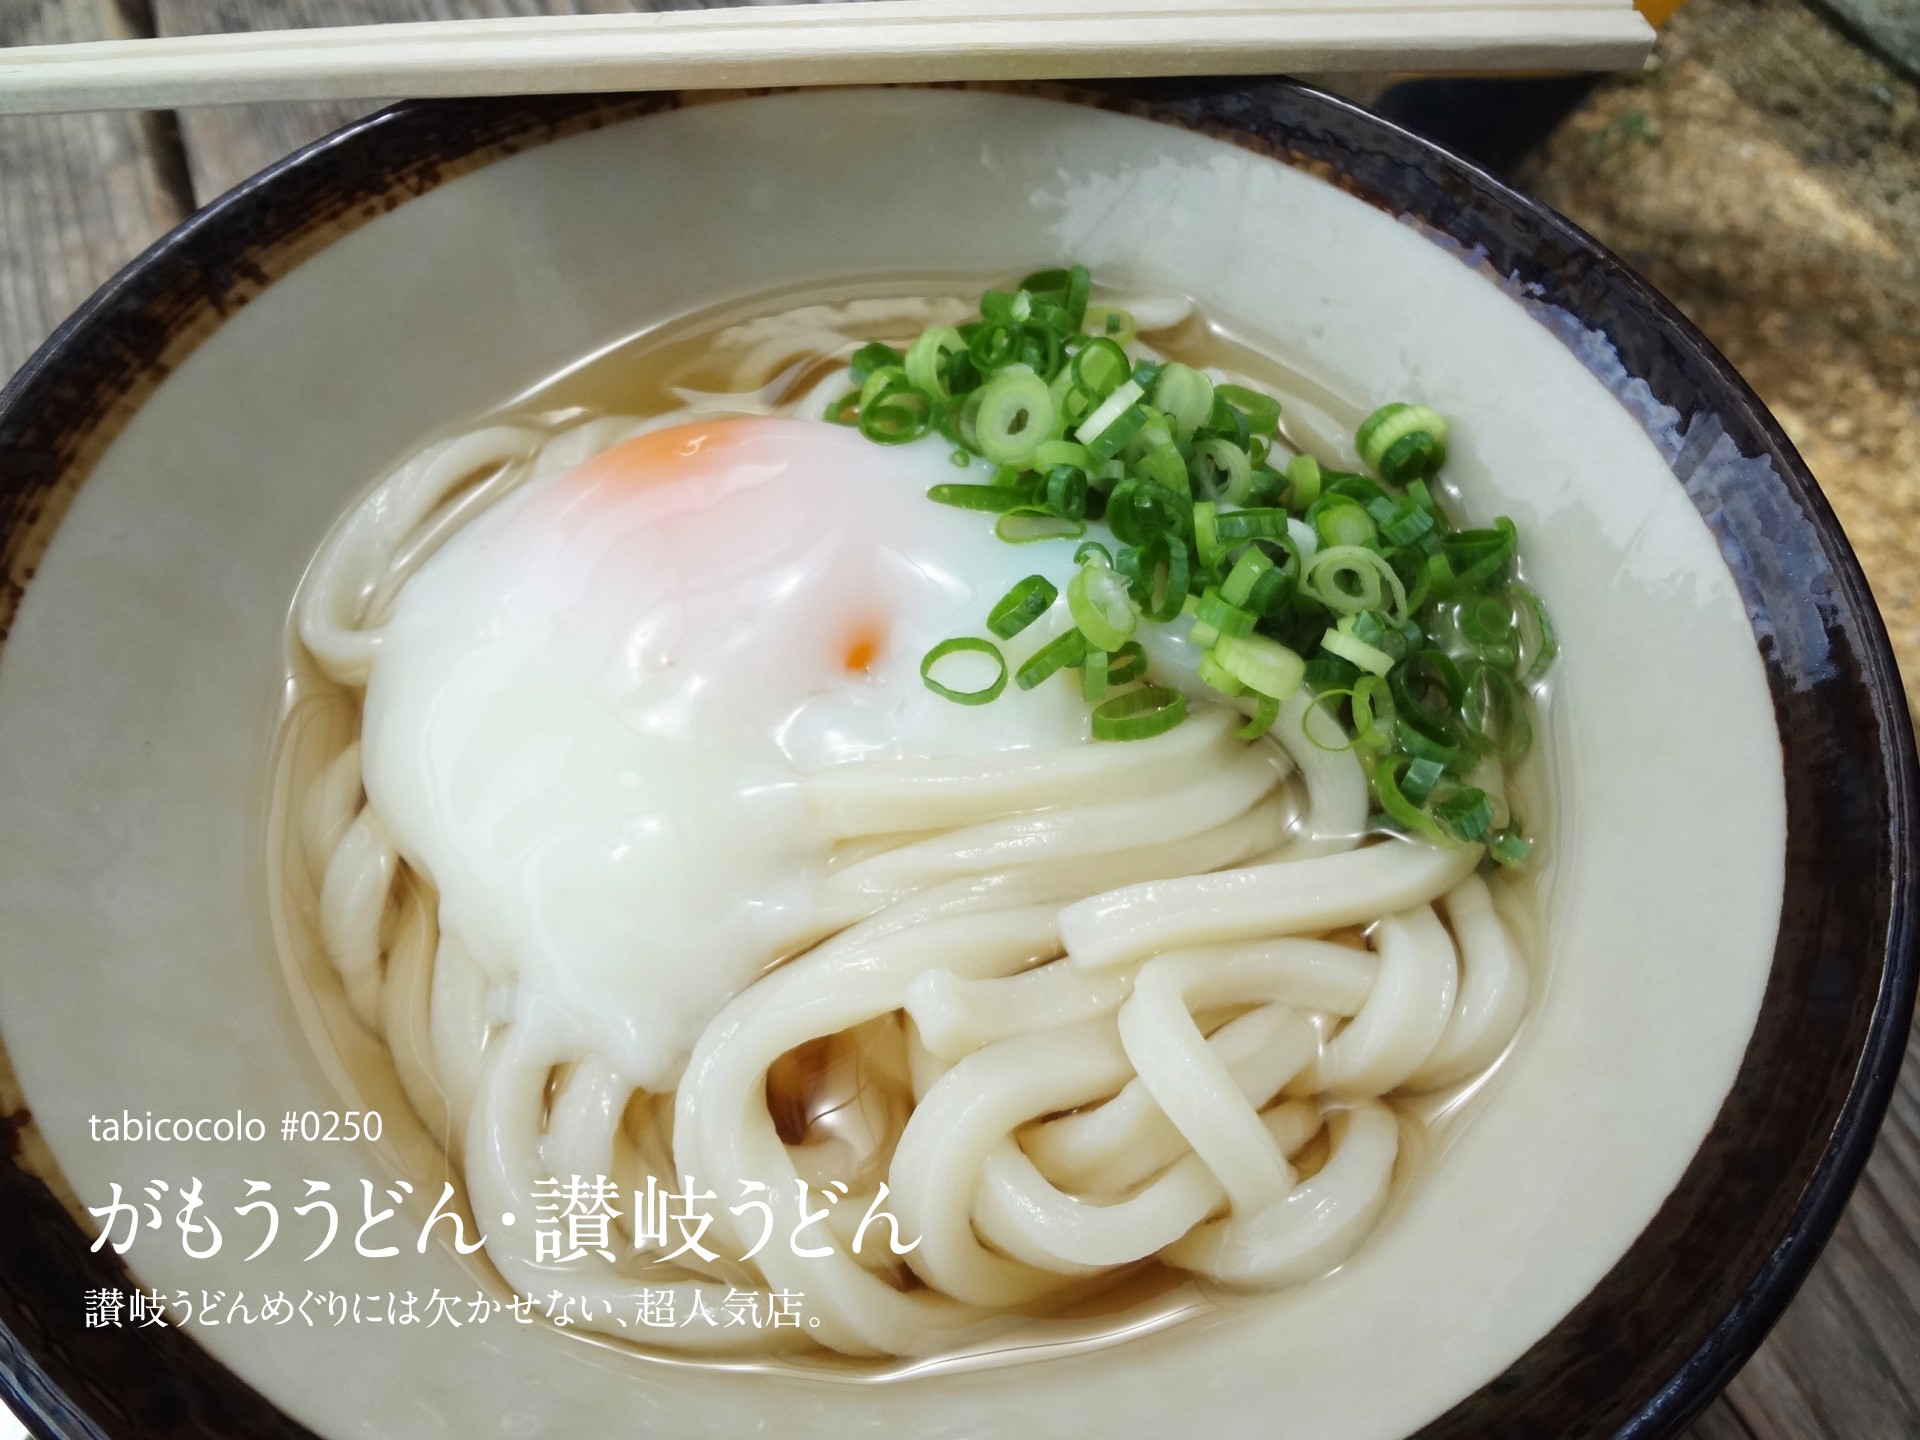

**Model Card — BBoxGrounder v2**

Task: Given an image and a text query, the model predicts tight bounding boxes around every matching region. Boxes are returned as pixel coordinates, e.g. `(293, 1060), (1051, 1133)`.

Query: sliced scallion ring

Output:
(1082, 646), (1110, 702)
(1076, 379), (1145, 448)
(974, 365), (1056, 468)
(1211, 632), (1306, 700)
(1285, 453), (1322, 509)
(1196, 652), (1247, 698)
(987, 576), (1058, 640)
(1090, 685), (1186, 741)
(1193, 438), (1252, 504)
(921, 637), (1007, 705)
(1151, 363), (1215, 440)
(1015, 627), (1089, 690)
(1237, 692), (1281, 739)
(1356, 401), (1449, 484)
(1106, 640), (1148, 685)
(1195, 586), (1256, 639)
(1306, 545), (1409, 618)
(1067, 561), (1138, 651)
(1216, 384), (1281, 439)
(1321, 625), (1396, 677)
(904, 327), (966, 401)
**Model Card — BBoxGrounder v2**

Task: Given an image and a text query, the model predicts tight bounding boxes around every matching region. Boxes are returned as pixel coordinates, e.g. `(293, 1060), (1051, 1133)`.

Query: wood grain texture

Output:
(0, 4), (1658, 119)
(0, 1), (187, 383)
(153, 0), (843, 201)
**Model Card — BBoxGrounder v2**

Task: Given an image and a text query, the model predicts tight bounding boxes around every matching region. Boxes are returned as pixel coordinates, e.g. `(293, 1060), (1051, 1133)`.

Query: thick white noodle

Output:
(278, 308), (1538, 1360)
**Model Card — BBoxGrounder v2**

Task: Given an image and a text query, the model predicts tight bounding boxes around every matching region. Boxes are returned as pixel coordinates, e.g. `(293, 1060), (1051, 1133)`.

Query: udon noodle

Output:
(273, 286), (1541, 1365)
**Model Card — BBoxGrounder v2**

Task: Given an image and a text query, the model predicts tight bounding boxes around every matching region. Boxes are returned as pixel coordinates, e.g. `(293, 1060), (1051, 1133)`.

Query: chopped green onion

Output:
(1195, 586), (1256, 638)
(1018, 264), (1091, 329)
(1213, 507), (1291, 544)
(1320, 625), (1395, 677)
(1193, 439), (1253, 503)
(1091, 685), (1186, 741)
(1285, 454), (1322, 509)
(1461, 592), (1518, 651)
(1397, 713), (1469, 773)
(1509, 582), (1558, 686)
(1194, 501), (1221, 565)
(1211, 633), (1306, 700)
(968, 320), (1020, 373)
(903, 328), (964, 400)
(1216, 384), (1281, 439)
(1356, 402), (1449, 483)
(1015, 629), (1089, 690)
(974, 366), (1055, 468)
(995, 512), (1085, 543)
(1350, 673), (1395, 750)
(1084, 304), (1137, 345)
(1303, 687), (1360, 752)
(1367, 495), (1436, 547)
(1106, 481), (1188, 547)
(1071, 338), (1132, 400)
(1196, 651), (1247, 697)
(1067, 561), (1138, 651)
(1313, 497), (1378, 549)
(1439, 519), (1518, 594)
(1399, 755), (1447, 806)
(1035, 438), (1093, 471)
(1435, 787), (1494, 843)
(1394, 648), (1466, 724)
(1221, 544), (1295, 616)
(1076, 379), (1145, 448)
(1460, 661), (1534, 762)
(858, 380), (934, 445)
(1106, 641), (1148, 685)
(1152, 364), (1215, 440)
(1082, 646), (1110, 702)
(921, 637), (1007, 705)
(849, 341), (904, 385)
(987, 576), (1058, 640)
(1238, 692), (1280, 738)
(926, 483), (1036, 513)
(1196, 394), (1250, 450)
(1133, 440), (1190, 496)
(1306, 545), (1409, 617)
(1044, 465), (1089, 520)
(845, 270), (1552, 863)
(1490, 827), (1533, 866)
(1372, 756), (1446, 842)
(1221, 547), (1272, 608)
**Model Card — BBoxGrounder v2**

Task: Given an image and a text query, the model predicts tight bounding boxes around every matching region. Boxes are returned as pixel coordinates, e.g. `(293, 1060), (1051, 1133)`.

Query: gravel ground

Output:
(1516, 0), (1920, 714)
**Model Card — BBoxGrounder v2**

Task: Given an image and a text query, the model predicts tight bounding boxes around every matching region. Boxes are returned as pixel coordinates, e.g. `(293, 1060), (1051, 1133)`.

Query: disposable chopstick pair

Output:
(0, 0), (1653, 116)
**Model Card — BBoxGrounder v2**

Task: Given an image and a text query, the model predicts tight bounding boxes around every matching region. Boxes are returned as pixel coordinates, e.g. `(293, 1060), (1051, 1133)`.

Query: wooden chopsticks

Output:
(0, 1), (1652, 116)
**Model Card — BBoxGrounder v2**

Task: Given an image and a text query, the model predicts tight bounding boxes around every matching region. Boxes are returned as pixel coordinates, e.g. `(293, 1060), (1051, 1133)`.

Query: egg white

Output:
(362, 416), (1140, 1090)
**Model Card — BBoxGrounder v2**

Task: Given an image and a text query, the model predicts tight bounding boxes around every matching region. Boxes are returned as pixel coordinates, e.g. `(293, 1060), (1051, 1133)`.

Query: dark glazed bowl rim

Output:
(0, 80), (1913, 1440)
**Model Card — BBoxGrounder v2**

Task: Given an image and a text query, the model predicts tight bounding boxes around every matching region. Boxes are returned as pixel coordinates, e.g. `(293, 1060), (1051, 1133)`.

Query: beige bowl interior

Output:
(0, 88), (1782, 1440)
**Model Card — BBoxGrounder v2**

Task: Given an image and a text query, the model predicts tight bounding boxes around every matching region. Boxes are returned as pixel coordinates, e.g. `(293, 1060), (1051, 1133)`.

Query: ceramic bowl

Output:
(0, 82), (1912, 1440)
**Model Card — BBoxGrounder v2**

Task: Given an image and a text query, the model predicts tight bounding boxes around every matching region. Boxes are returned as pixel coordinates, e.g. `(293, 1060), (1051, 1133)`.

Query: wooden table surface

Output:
(1, 2), (1915, 1438)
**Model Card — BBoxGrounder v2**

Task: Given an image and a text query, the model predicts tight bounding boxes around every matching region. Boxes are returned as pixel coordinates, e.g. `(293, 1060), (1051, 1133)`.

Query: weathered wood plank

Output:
(0, 1), (188, 384)
(152, 1), (845, 202)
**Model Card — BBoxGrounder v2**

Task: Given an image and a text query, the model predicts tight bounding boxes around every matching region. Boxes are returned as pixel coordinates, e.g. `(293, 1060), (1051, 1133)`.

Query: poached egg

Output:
(362, 416), (1105, 1090)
